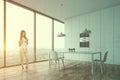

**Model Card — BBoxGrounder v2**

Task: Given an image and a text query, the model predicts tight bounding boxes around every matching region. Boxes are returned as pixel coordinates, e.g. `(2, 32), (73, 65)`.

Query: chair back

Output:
(103, 51), (108, 62)
(49, 51), (58, 60)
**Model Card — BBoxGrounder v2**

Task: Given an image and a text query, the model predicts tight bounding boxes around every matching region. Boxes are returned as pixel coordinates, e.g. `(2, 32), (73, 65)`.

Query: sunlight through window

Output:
(36, 14), (52, 61)
(6, 2), (34, 66)
(0, 0), (4, 67)
(54, 21), (65, 51)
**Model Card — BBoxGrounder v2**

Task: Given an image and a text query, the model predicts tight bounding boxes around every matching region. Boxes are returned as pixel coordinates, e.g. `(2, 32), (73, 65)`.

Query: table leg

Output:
(100, 52), (103, 74)
(91, 54), (94, 75)
(100, 52), (102, 61)
(91, 54), (95, 80)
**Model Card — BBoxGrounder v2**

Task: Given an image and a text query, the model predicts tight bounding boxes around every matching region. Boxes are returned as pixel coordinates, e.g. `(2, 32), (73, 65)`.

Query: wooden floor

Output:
(0, 60), (120, 80)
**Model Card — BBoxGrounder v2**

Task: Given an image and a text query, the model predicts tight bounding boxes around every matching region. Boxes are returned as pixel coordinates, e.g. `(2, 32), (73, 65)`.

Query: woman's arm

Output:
(26, 38), (28, 45)
(19, 40), (23, 47)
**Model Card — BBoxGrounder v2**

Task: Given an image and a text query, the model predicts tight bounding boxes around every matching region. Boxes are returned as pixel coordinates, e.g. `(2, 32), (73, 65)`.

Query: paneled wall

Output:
(65, 5), (120, 65)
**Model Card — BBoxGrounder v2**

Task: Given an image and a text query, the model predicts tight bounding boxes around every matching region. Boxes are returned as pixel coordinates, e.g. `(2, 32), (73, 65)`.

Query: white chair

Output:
(94, 51), (108, 74)
(48, 51), (64, 71)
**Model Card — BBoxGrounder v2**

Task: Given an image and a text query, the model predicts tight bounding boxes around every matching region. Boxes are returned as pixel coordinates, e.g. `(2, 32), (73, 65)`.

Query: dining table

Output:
(57, 51), (102, 75)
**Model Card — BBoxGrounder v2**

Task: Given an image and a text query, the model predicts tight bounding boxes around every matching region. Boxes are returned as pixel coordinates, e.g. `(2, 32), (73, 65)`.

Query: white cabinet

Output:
(114, 5), (120, 65)
(101, 7), (114, 64)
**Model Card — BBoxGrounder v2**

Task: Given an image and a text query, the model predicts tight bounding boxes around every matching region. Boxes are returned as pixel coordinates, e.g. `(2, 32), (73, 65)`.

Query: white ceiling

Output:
(10, 0), (120, 22)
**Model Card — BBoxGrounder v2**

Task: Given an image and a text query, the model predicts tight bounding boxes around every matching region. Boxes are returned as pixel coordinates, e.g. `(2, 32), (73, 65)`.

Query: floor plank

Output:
(0, 60), (120, 80)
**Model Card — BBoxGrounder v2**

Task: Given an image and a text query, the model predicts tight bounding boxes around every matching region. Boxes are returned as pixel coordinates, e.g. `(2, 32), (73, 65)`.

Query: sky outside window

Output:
(6, 2), (34, 65)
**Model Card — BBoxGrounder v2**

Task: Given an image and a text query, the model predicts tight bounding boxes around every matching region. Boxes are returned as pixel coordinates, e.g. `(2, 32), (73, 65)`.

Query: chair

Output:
(93, 51), (108, 74)
(48, 50), (65, 71)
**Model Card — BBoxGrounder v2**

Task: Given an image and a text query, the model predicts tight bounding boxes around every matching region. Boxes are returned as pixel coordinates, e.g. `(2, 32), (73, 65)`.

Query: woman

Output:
(19, 30), (28, 69)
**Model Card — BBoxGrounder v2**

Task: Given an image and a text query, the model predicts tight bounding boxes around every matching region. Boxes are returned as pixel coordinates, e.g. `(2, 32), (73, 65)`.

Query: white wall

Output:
(65, 5), (120, 65)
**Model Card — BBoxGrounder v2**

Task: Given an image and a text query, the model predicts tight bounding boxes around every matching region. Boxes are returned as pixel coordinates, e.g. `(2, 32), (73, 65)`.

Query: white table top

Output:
(57, 51), (101, 55)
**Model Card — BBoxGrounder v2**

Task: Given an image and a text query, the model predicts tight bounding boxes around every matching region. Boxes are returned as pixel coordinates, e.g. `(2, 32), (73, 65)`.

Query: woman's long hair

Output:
(19, 30), (28, 47)
(20, 30), (28, 40)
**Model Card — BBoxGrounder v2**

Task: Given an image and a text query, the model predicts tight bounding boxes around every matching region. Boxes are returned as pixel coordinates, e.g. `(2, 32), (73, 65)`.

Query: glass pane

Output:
(36, 14), (52, 61)
(54, 21), (65, 51)
(0, 0), (4, 67)
(6, 2), (34, 66)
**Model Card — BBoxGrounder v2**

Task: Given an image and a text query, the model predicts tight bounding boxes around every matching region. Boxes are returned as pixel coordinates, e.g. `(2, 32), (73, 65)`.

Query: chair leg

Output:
(100, 62), (104, 74)
(58, 60), (60, 71)
(61, 59), (65, 69)
(55, 60), (57, 68)
(102, 63), (105, 74)
(49, 59), (51, 69)
(94, 61), (97, 71)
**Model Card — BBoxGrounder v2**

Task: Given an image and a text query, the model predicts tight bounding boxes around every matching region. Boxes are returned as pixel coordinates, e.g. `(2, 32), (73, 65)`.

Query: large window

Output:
(54, 21), (65, 51)
(36, 14), (52, 61)
(0, 0), (4, 67)
(6, 2), (34, 66)
(0, 0), (65, 67)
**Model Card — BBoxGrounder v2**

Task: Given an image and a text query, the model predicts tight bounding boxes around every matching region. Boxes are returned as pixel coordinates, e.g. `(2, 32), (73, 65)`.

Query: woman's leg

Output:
(20, 48), (24, 69)
(24, 48), (28, 69)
